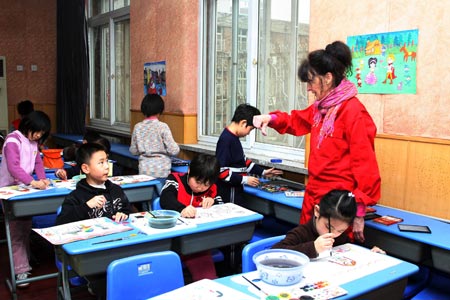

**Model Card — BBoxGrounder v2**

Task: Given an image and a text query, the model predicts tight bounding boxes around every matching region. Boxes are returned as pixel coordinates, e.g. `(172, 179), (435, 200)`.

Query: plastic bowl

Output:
(253, 249), (309, 286)
(148, 210), (180, 229)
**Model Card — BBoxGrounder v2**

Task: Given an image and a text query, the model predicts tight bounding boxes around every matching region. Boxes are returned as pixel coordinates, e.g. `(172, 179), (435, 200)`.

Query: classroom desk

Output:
(60, 210), (263, 300)
(1, 178), (159, 300)
(364, 205), (450, 268)
(243, 182), (303, 225)
(215, 245), (418, 300)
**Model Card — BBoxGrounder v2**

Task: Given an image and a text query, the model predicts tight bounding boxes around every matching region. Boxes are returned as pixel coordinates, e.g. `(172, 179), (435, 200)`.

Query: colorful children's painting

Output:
(0, 184), (51, 199)
(144, 61), (166, 96)
(347, 29), (418, 94)
(32, 217), (133, 245)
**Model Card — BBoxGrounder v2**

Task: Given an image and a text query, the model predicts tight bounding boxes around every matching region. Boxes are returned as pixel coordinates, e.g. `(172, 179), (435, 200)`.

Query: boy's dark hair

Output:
(141, 93), (165, 117)
(76, 143), (108, 170)
(17, 100), (34, 117)
(90, 136), (111, 154)
(319, 189), (356, 224)
(231, 104), (261, 127)
(188, 154), (220, 185)
(18, 110), (51, 143)
(83, 130), (101, 143)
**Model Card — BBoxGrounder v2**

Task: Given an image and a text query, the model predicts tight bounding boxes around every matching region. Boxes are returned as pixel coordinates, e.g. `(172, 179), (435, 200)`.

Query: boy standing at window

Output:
(215, 104), (282, 205)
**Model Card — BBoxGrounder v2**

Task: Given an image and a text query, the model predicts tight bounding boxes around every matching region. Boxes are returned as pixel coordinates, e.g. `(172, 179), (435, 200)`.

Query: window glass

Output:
(202, 0), (310, 160)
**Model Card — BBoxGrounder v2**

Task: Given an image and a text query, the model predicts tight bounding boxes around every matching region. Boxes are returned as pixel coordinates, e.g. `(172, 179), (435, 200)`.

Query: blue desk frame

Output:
(1, 179), (159, 300)
(60, 212), (263, 300)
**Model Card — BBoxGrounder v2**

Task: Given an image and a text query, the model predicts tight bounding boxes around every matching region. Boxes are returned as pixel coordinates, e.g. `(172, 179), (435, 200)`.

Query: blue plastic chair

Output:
(152, 196), (162, 210)
(241, 235), (286, 272)
(106, 251), (184, 300)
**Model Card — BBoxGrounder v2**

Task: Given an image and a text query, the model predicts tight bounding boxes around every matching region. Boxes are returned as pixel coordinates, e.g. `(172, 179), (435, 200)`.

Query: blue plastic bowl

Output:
(148, 210), (180, 229)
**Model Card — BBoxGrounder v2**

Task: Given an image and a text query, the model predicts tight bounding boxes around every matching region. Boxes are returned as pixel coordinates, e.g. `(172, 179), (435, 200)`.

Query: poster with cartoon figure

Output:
(144, 61), (167, 96)
(347, 29), (418, 94)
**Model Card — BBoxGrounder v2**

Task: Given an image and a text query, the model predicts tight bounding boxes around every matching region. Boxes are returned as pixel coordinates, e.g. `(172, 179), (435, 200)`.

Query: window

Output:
(88, 0), (130, 134)
(201, 0), (310, 162)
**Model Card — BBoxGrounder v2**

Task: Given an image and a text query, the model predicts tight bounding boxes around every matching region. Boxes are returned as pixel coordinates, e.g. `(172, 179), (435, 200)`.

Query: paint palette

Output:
(298, 281), (348, 300)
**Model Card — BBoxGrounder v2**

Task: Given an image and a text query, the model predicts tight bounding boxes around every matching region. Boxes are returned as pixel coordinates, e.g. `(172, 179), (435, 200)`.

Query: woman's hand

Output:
(87, 195), (107, 209)
(253, 115), (272, 136)
(181, 205), (196, 218)
(201, 197), (214, 209)
(352, 216), (365, 243)
(314, 233), (334, 254)
(113, 212), (128, 222)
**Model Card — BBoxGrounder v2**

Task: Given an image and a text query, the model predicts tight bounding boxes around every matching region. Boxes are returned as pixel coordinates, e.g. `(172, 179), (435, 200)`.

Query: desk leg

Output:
(3, 202), (18, 300)
(61, 253), (72, 300)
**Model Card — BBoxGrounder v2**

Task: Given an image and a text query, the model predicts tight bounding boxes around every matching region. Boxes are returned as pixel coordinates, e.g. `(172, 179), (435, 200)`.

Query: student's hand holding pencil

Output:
(200, 196), (214, 209)
(314, 233), (334, 255)
(87, 195), (107, 209)
(181, 205), (196, 218)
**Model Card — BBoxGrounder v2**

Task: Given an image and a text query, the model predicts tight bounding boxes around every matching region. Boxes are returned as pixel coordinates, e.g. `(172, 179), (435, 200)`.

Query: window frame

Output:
(198, 0), (308, 163)
(87, 4), (131, 135)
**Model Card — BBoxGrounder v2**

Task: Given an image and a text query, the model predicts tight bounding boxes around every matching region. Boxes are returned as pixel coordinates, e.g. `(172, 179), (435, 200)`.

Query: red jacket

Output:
(270, 97), (381, 223)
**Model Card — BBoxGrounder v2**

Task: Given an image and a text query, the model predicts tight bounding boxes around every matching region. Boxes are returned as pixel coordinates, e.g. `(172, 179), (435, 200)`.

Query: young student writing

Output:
(56, 143), (130, 298)
(272, 189), (385, 258)
(215, 103), (282, 205)
(129, 93), (180, 209)
(160, 154), (223, 282)
(0, 110), (51, 287)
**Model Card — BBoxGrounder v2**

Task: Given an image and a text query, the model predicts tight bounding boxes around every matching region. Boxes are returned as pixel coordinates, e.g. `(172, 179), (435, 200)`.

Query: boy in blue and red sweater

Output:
(215, 104), (282, 205)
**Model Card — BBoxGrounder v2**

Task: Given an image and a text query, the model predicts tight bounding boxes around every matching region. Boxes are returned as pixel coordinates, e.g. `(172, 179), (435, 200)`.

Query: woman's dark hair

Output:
(188, 154), (220, 185)
(298, 41), (353, 87)
(319, 189), (356, 224)
(76, 142), (107, 168)
(18, 110), (51, 143)
(17, 100), (34, 117)
(231, 104), (261, 127)
(141, 93), (165, 117)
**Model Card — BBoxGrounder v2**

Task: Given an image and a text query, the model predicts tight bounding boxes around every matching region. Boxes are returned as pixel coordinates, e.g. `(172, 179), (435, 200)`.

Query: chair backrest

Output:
(106, 251), (184, 300)
(152, 196), (162, 210)
(241, 235), (286, 273)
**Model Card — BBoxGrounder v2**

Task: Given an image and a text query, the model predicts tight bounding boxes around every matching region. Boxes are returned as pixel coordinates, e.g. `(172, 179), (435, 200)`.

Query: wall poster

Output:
(144, 61), (166, 96)
(347, 29), (418, 94)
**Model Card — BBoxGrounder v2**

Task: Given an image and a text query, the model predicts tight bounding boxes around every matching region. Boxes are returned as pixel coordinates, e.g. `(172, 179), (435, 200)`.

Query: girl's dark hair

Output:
(18, 110), (51, 143)
(141, 93), (165, 117)
(188, 154), (220, 185)
(83, 130), (101, 143)
(231, 104), (261, 127)
(319, 189), (356, 224)
(298, 41), (353, 86)
(76, 142), (107, 168)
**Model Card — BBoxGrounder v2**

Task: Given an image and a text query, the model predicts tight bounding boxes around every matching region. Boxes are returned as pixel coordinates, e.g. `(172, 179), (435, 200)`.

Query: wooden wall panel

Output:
(375, 134), (450, 220)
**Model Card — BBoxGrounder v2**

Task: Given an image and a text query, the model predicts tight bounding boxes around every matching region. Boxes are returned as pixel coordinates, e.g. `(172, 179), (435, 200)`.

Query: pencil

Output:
(328, 215), (332, 256)
(242, 275), (268, 296)
(92, 238), (123, 245)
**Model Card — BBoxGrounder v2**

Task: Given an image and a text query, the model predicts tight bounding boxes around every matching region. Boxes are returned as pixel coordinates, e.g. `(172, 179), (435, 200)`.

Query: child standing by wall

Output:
(0, 110), (51, 287)
(272, 189), (385, 257)
(130, 93), (180, 208)
(56, 143), (130, 298)
(160, 154), (222, 282)
(10, 99), (34, 132)
(216, 103), (282, 205)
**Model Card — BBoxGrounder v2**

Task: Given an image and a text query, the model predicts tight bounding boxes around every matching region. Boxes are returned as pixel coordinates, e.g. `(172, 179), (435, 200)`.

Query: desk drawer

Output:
(364, 227), (431, 263)
(273, 203), (301, 225)
(431, 247), (450, 273)
(242, 194), (274, 215)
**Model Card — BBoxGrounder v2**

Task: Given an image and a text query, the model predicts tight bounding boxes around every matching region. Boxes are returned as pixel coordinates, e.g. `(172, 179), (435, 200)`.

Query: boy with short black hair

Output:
(56, 142), (130, 225)
(215, 103), (282, 204)
(55, 143), (130, 298)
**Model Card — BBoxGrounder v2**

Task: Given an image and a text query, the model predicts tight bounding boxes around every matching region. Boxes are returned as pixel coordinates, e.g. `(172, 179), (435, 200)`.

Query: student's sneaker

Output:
(16, 272), (31, 288)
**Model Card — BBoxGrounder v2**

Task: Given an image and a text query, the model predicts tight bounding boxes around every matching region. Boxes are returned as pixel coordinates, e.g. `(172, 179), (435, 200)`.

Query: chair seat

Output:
(411, 270), (450, 300)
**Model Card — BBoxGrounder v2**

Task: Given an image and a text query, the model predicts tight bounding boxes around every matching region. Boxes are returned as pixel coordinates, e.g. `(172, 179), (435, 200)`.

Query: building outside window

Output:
(201, 0), (310, 163)
(88, 0), (130, 135)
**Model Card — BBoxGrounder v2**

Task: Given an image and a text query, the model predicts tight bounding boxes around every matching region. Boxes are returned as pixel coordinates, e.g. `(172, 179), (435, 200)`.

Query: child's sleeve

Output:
(271, 227), (319, 259)
(129, 128), (139, 155)
(159, 175), (185, 212)
(3, 141), (34, 184)
(55, 193), (91, 225)
(161, 123), (180, 156)
(34, 149), (46, 179)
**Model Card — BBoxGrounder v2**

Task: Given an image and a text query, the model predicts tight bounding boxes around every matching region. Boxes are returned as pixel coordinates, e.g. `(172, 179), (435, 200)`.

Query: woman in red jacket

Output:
(253, 41), (381, 243)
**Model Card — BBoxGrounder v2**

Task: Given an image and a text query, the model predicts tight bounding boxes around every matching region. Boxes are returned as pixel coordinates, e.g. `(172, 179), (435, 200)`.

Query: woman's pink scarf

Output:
(313, 79), (357, 148)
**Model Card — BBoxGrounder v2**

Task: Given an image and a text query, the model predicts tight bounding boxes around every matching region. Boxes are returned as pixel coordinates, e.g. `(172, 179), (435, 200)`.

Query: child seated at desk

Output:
(272, 189), (385, 258)
(160, 153), (223, 282)
(56, 142), (130, 298)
